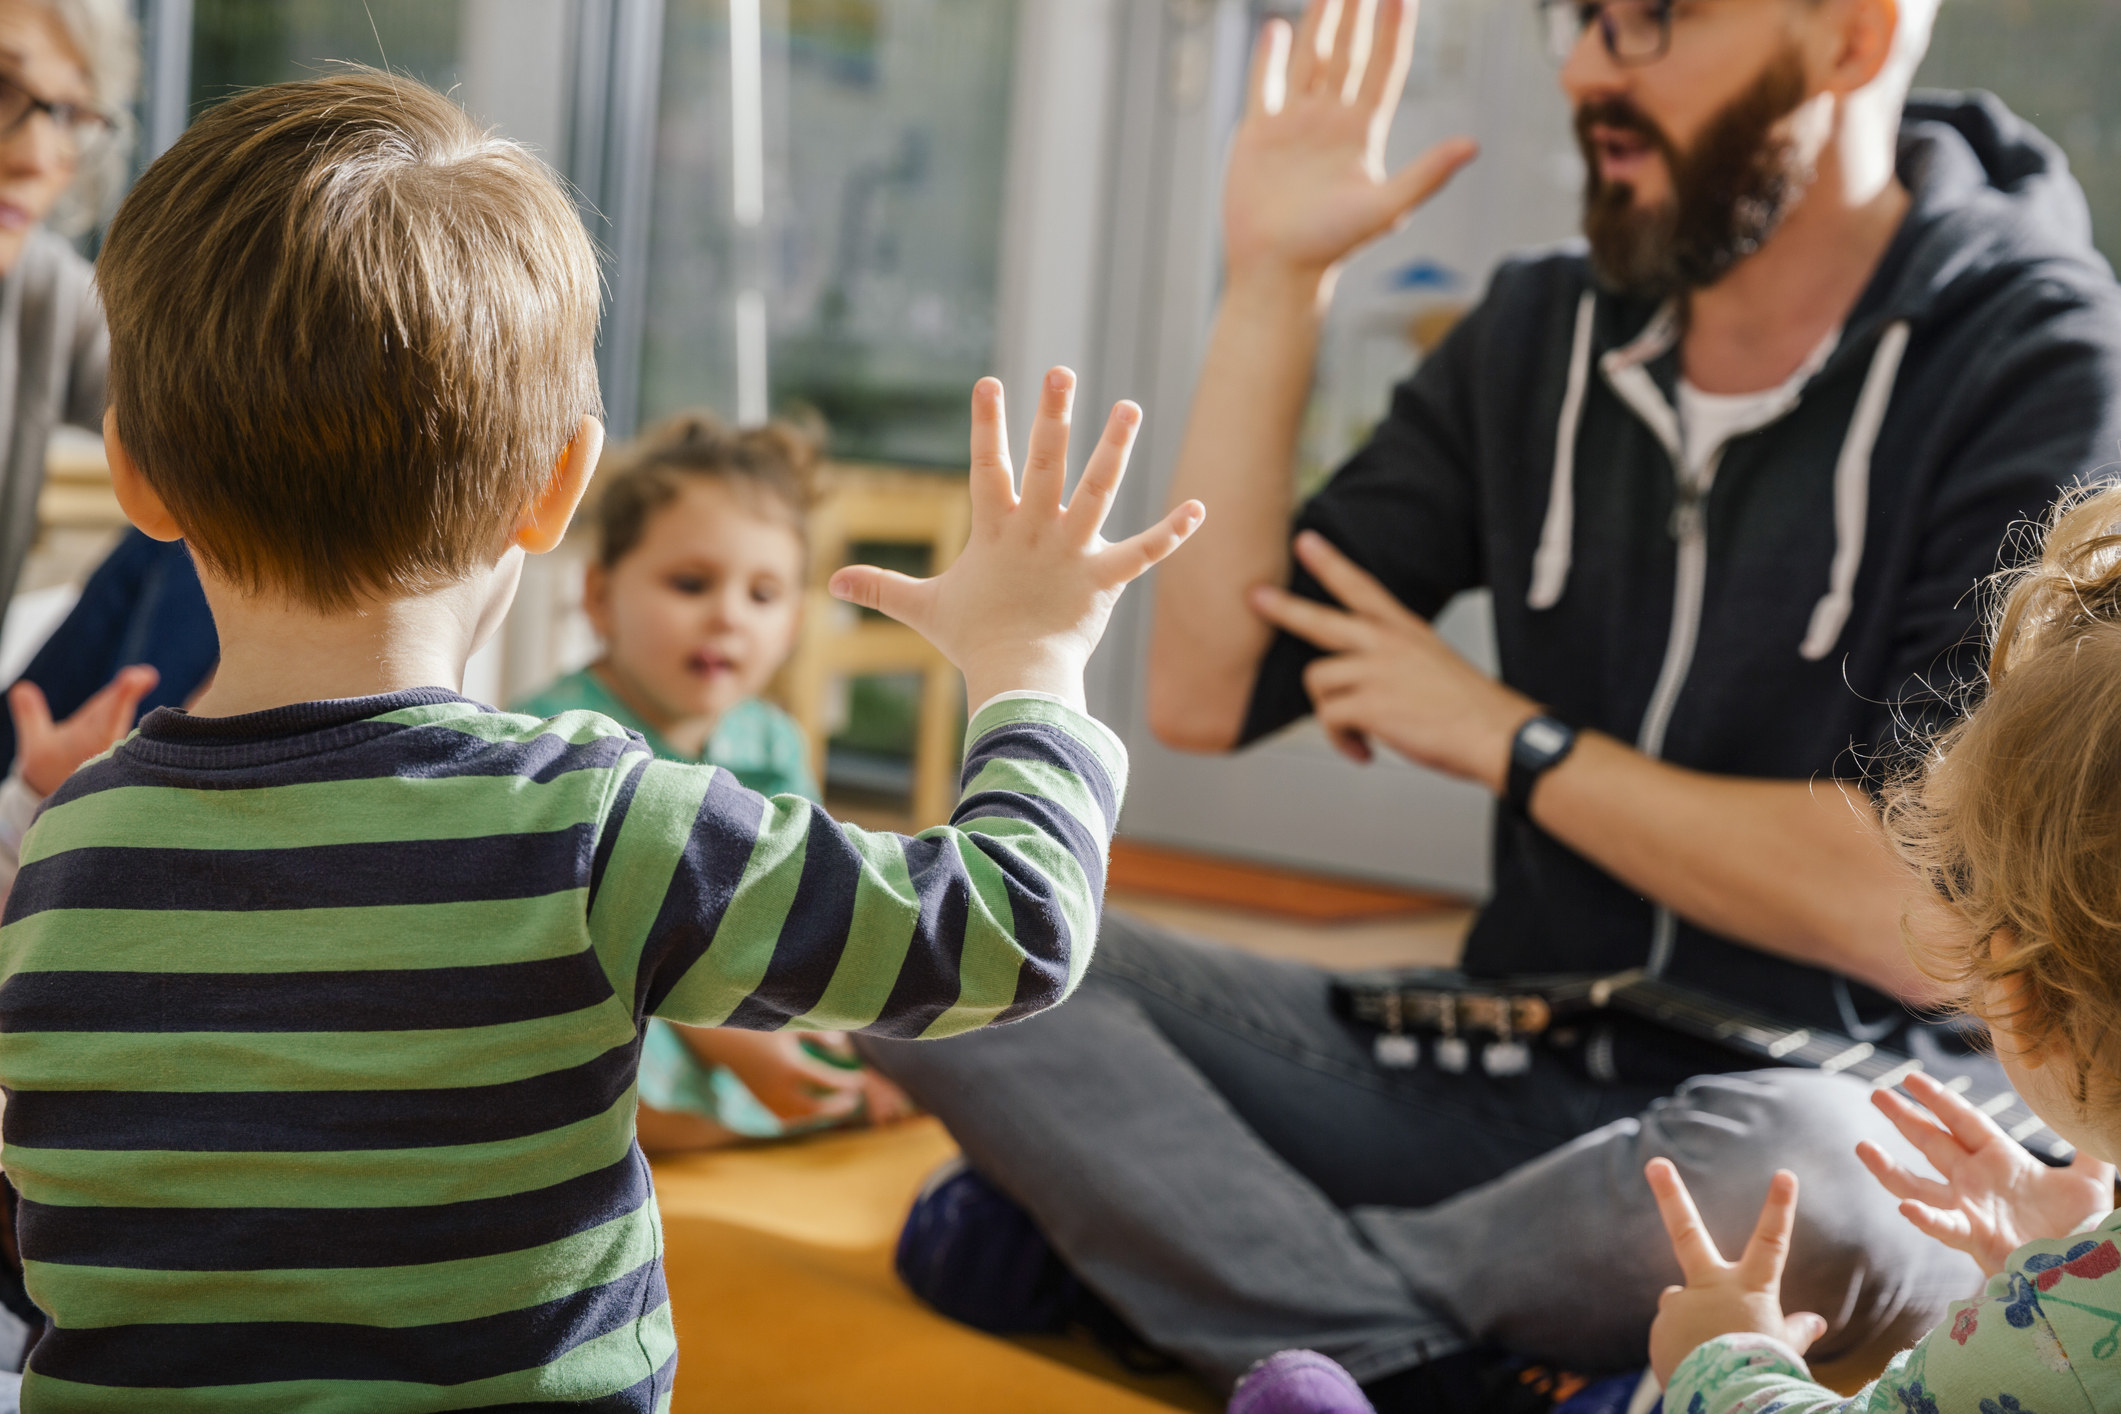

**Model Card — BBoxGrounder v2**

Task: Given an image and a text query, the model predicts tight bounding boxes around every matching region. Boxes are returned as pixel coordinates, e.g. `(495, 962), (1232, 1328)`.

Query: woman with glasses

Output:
(0, 3), (210, 902)
(0, 0), (129, 611)
(0, 4), (136, 1398)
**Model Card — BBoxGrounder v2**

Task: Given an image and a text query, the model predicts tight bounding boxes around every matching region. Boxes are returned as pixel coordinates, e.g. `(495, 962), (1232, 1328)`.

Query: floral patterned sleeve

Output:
(1668, 1227), (2120, 1414)
(1665, 1334), (1893, 1414)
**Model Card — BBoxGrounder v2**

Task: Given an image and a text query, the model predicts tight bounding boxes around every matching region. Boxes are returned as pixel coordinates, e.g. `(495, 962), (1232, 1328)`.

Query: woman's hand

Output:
(1645, 1160), (1828, 1385)
(828, 369), (1204, 711)
(678, 1027), (911, 1129)
(1224, 0), (1476, 294)
(10, 665), (158, 797)
(1858, 1069), (2115, 1277)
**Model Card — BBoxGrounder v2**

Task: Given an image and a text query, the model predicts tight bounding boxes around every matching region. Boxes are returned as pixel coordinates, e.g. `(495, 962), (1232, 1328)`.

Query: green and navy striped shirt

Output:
(0, 688), (1124, 1411)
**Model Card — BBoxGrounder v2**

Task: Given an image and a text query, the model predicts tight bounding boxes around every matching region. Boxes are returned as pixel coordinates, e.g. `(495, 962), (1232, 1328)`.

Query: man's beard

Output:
(1578, 49), (1814, 299)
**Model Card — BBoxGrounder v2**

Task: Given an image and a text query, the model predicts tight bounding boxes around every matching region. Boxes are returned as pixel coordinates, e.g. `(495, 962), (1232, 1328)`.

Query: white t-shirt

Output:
(1676, 327), (1842, 484)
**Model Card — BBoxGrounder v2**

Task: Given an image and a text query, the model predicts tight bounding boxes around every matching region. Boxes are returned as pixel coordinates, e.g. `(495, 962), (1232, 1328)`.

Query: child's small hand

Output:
(679, 1028), (912, 1129)
(828, 369), (1205, 711)
(1646, 1159), (1828, 1385)
(9, 665), (159, 797)
(1858, 1069), (2116, 1277)
(682, 1028), (866, 1125)
(788, 1030), (918, 1126)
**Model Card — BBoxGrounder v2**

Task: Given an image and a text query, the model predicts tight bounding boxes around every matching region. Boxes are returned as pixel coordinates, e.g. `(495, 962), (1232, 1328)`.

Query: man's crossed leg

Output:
(863, 913), (1982, 1391)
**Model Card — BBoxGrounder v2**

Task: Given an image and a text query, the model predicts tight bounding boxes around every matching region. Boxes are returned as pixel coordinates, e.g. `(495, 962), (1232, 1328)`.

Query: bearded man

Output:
(864, 0), (2121, 1405)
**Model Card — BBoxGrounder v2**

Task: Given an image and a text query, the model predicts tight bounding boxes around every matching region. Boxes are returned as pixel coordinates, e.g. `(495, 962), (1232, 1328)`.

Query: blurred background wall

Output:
(20, 0), (2121, 895)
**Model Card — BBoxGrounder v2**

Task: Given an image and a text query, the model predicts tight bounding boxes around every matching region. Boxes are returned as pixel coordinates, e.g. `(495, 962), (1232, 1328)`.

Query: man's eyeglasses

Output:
(1539, 0), (1679, 66)
(0, 70), (116, 167)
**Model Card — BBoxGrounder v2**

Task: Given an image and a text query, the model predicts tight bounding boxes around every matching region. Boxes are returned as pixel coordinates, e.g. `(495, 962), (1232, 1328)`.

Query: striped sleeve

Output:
(587, 696), (1126, 1042)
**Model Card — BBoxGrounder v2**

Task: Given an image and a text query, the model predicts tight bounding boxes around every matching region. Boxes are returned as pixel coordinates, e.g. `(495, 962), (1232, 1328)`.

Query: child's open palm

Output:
(829, 369), (1204, 711)
(1858, 1069), (2115, 1276)
(1646, 1159), (1827, 1385)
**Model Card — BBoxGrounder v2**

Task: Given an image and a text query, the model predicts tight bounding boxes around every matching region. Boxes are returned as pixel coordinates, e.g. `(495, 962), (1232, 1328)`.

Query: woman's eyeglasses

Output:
(1539, 0), (1679, 66)
(0, 70), (115, 167)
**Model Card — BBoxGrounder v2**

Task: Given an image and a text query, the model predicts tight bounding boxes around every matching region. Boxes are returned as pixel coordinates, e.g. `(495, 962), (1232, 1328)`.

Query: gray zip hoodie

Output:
(1246, 92), (2121, 1043)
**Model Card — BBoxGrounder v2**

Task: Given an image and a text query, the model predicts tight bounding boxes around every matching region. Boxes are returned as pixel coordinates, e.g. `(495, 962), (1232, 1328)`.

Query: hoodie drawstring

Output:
(1800, 320), (1910, 661)
(1527, 302), (1911, 665)
(1527, 291), (1598, 611)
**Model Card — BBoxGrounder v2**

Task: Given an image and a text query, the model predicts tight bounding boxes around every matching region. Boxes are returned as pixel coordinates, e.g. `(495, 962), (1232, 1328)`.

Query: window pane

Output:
(825, 671), (923, 812)
(641, 0), (1018, 465)
(190, 0), (467, 107)
(1916, 0), (2121, 267)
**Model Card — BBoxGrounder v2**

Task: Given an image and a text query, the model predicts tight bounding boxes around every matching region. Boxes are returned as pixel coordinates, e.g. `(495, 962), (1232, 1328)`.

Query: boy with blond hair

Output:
(0, 70), (1201, 1411)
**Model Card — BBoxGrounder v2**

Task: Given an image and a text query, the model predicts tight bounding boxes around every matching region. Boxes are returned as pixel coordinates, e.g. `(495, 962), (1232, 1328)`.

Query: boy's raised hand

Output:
(1858, 1069), (2116, 1277)
(1645, 1159), (1828, 1385)
(829, 369), (1205, 711)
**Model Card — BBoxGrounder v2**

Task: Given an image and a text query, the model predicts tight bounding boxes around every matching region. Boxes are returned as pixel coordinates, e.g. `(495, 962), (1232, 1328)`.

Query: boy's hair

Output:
(96, 69), (603, 611)
(1885, 484), (2121, 1111)
(592, 411), (822, 569)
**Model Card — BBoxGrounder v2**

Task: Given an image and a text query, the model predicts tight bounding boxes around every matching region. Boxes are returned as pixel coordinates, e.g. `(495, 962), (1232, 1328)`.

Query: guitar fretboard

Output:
(1610, 976), (2073, 1164)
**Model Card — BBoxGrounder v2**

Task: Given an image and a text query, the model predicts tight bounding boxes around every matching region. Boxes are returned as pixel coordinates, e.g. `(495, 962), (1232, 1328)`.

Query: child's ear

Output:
(1982, 967), (2061, 1069)
(103, 407), (185, 543)
(515, 416), (605, 555)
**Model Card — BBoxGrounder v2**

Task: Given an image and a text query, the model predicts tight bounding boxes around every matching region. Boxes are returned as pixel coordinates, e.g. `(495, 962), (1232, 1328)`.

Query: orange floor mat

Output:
(653, 1117), (1218, 1413)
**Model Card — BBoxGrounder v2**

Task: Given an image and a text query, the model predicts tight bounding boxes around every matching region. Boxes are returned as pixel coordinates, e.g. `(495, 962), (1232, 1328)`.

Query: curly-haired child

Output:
(516, 412), (913, 1151)
(1645, 485), (2121, 1412)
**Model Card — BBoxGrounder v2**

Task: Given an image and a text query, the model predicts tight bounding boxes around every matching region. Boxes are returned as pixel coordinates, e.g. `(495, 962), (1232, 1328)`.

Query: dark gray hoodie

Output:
(1246, 92), (2121, 1042)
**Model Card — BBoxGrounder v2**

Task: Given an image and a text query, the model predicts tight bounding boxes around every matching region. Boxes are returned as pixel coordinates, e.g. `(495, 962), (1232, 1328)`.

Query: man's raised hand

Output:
(829, 369), (1205, 711)
(1225, 0), (1477, 291)
(1645, 1159), (1828, 1385)
(1858, 1070), (2115, 1277)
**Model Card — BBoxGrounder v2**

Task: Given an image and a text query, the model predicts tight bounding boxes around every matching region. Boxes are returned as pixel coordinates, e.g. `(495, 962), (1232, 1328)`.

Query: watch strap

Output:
(1506, 714), (1578, 814)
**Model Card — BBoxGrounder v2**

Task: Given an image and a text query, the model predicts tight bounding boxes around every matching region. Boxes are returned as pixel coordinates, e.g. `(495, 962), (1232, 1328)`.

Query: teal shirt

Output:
(514, 667), (821, 1134)
(515, 667), (818, 802)
(1671, 1208), (2121, 1413)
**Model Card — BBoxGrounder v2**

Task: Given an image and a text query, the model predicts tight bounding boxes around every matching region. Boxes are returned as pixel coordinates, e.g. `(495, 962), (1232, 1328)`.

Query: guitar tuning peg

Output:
(1480, 1006), (1529, 1078)
(1482, 1039), (1531, 1077)
(1433, 997), (1469, 1074)
(1374, 1033), (1420, 1069)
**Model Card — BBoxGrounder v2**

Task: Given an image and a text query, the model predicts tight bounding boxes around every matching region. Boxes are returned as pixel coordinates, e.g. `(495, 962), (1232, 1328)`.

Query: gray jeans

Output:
(861, 911), (1983, 1391)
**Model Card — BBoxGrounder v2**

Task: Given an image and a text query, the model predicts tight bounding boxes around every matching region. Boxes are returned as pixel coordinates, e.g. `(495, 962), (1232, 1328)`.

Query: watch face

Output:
(1519, 718), (1570, 760)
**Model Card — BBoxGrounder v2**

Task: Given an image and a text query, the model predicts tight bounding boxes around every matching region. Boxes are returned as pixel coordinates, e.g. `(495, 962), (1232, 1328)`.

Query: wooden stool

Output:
(780, 463), (970, 831)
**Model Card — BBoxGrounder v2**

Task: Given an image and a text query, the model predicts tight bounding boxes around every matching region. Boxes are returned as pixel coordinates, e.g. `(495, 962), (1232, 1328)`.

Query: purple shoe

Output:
(1228, 1350), (1377, 1414)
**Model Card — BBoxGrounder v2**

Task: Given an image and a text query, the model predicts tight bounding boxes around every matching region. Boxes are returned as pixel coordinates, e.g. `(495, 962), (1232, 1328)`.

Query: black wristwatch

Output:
(1505, 714), (1577, 814)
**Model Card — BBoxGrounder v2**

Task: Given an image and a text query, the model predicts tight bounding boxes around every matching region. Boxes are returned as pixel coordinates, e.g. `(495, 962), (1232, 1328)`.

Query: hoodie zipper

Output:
(1562, 303), (1887, 981)
(1636, 452), (1718, 976)
(1582, 310), (1697, 979)
(1638, 458), (1718, 763)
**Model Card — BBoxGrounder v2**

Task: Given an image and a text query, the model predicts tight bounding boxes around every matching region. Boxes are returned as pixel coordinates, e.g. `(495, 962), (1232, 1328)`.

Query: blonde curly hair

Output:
(1884, 484), (2121, 1112)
